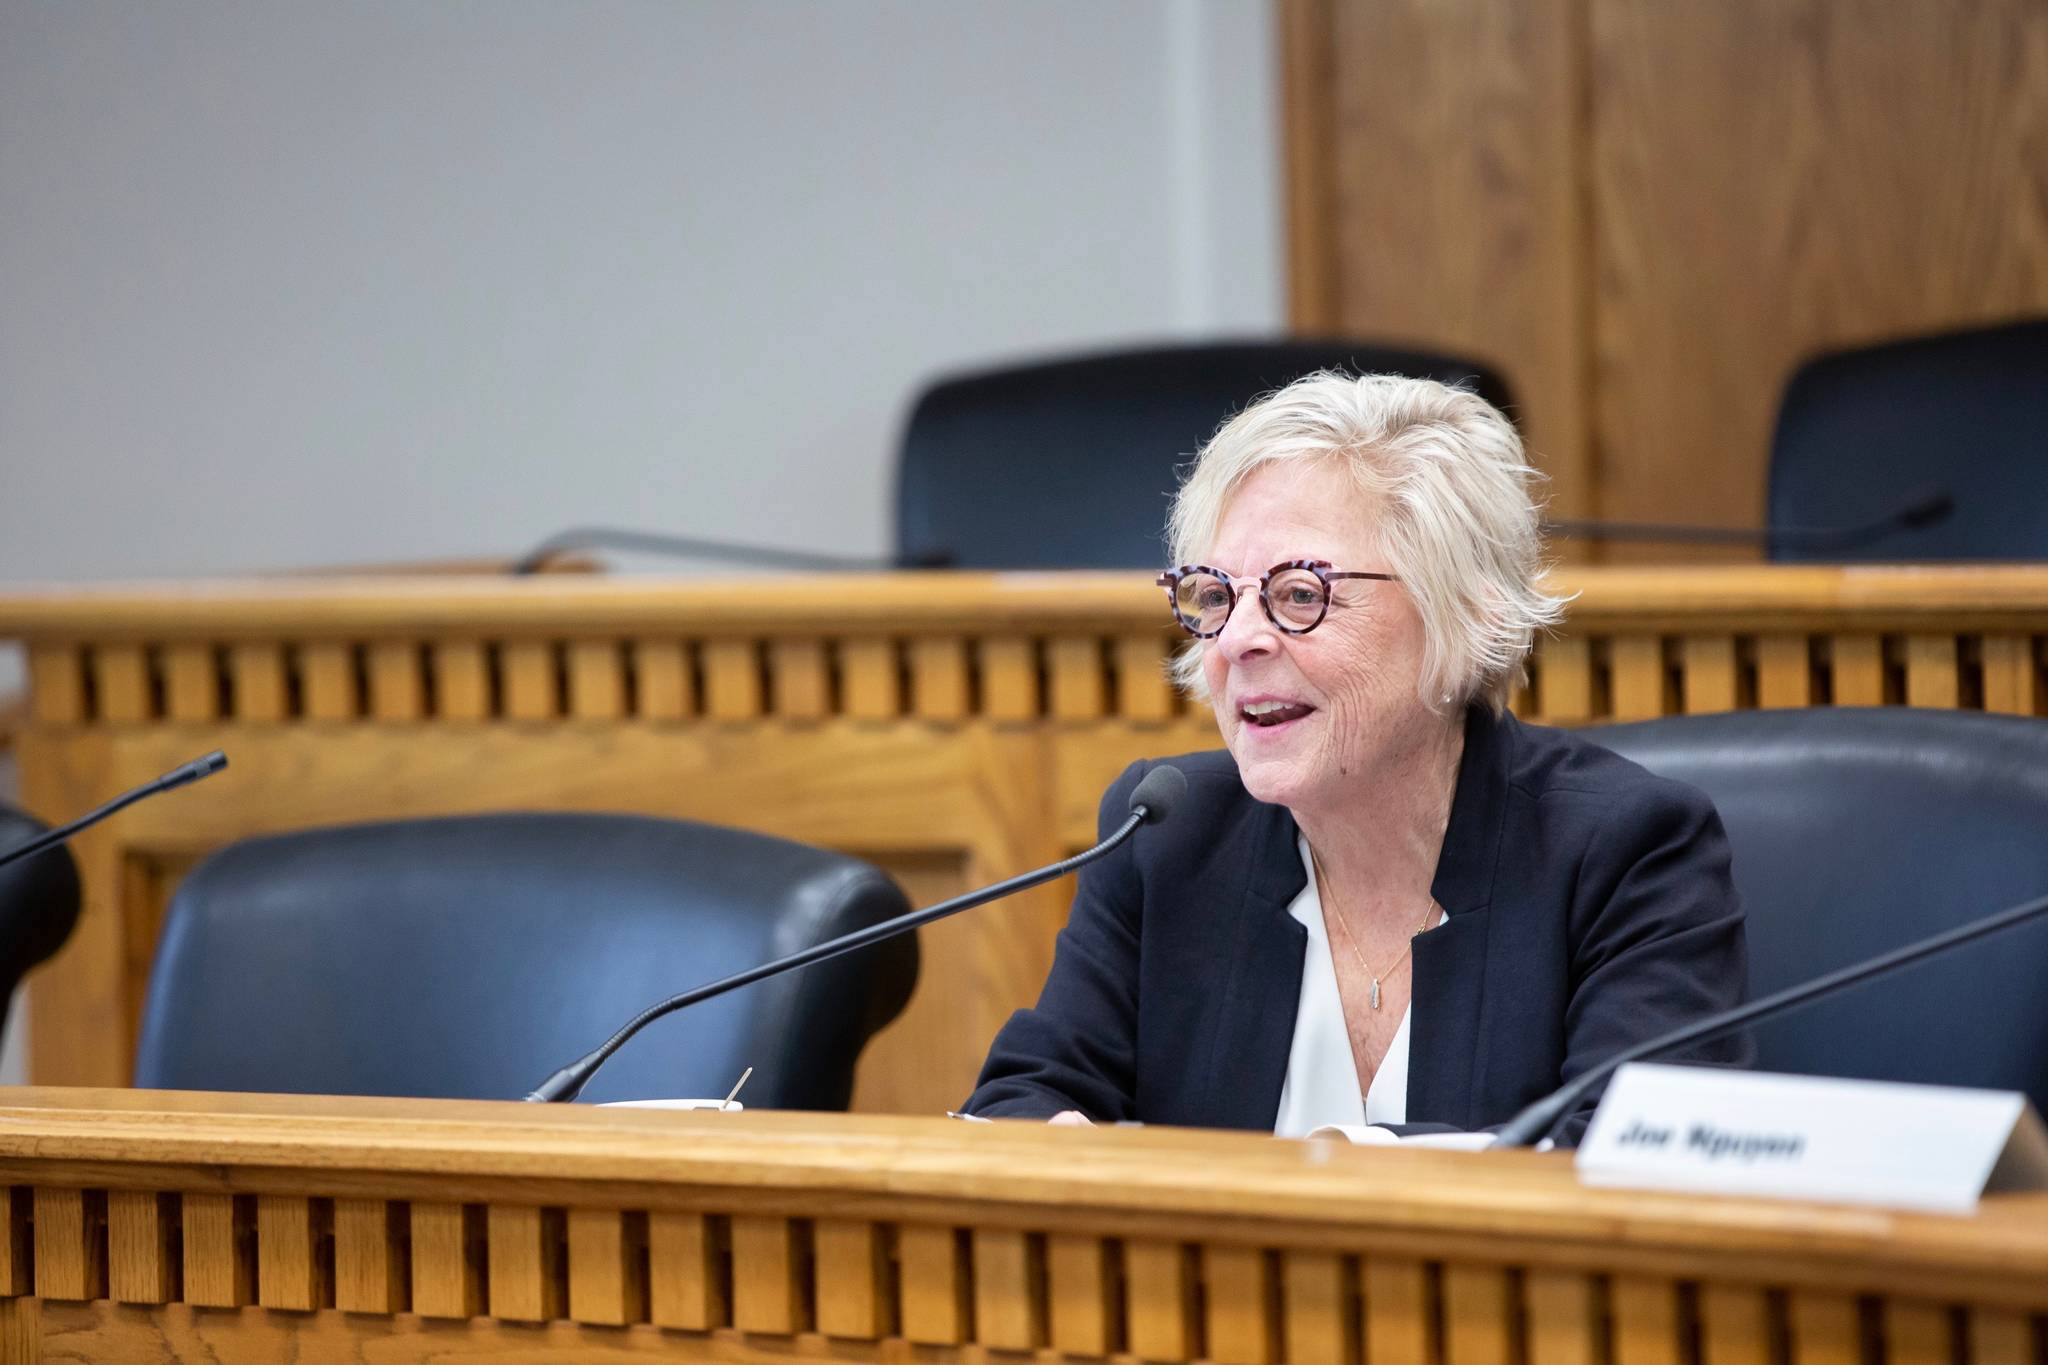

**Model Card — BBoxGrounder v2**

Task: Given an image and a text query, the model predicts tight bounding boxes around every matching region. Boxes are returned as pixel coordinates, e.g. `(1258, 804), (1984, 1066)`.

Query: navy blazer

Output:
(964, 706), (1751, 1139)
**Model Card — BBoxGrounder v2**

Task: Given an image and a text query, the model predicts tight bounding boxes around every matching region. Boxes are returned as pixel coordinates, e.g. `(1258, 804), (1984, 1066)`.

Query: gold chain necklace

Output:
(1318, 866), (1439, 1011)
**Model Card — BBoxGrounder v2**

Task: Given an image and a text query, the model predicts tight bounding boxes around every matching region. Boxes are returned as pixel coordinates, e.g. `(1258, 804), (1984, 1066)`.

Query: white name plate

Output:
(1577, 1064), (2048, 1214)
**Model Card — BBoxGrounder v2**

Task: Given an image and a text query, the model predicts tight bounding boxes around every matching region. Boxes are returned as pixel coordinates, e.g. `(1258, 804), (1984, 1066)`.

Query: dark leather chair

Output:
(1769, 318), (2048, 560)
(1586, 707), (2048, 1113)
(133, 813), (917, 1108)
(896, 339), (1516, 569)
(0, 803), (83, 1053)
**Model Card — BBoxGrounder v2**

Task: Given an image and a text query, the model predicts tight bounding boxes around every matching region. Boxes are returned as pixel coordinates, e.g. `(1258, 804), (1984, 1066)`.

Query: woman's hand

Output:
(1048, 1110), (1095, 1127)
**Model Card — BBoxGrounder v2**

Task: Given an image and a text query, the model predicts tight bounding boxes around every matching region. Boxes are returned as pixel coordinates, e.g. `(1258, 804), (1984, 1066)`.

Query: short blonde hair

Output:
(1167, 371), (1565, 713)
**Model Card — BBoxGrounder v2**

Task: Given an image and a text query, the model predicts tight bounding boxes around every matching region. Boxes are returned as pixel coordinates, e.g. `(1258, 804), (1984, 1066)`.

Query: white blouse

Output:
(1272, 836), (1414, 1138)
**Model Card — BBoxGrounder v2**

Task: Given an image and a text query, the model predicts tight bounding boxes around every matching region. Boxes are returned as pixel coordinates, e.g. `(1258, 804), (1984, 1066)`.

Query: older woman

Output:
(963, 372), (1748, 1140)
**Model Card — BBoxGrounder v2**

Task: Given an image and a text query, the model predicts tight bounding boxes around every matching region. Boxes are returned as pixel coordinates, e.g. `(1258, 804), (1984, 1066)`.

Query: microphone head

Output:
(159, 750), (228, 791)
(1128, 764), (1187, 826)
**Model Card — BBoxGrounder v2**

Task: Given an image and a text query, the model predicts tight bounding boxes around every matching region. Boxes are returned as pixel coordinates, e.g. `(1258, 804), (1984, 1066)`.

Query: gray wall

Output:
(0, 2), (1282, 1082)
(0, 1), (1282, 582)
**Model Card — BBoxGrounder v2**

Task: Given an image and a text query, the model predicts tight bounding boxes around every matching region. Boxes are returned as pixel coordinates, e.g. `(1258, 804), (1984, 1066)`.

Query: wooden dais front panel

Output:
(0, 1090), (2044, 1363)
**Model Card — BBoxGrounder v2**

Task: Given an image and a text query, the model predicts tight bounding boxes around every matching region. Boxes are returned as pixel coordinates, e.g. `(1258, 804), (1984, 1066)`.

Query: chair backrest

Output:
(1584, 707), (2048, 1113)
(896, 339), (1516, 569)
(133, 813), (917, 1108)
(0, 803), (82, 1046)
(1768, 318), (2048, 560)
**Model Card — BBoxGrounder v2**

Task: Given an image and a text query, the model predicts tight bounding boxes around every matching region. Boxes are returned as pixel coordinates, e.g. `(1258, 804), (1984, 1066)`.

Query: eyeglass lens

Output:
(1172, 568), (1329, 634)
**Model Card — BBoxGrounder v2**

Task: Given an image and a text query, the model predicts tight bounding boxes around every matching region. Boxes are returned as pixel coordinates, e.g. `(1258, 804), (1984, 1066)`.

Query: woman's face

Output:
(1198, 460), (1440, 813)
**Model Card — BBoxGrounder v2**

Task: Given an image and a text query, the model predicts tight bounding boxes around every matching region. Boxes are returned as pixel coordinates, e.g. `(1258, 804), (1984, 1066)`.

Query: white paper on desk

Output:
(1308, 1124), (1494, 1150)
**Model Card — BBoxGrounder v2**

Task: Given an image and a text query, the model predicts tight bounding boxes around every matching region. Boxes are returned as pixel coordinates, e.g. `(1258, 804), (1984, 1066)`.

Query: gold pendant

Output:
(1369, 977), (1382, 1011)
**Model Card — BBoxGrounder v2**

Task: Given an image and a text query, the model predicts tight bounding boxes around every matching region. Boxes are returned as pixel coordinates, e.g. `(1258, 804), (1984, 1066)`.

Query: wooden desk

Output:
(0, 1087), (2041, 1363)
(4, 566), (2047, 1115)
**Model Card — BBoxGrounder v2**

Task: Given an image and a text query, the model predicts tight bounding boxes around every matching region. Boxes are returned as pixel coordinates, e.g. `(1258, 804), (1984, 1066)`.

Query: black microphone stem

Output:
(524, 809), (1148, 1104)
(1544, 489), (1953, 552)
(0, 752), (228, 872)
(1491, 884), (2048, 1148)
(513, 527), (930, 575)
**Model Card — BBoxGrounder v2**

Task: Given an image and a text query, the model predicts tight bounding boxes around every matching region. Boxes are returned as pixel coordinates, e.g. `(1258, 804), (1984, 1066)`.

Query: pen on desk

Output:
(721, 1066), (753, 1111)
(945, 1110), (993, 1123)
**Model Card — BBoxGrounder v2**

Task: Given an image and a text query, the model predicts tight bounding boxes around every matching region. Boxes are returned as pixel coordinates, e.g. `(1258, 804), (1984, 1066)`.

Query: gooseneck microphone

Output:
(524, 763), (1188, 1103)
(1544, 488), (1954, 553)
(0, 751), (228, 873)
(1490, 882), (2048, 1148)
(511, 526), (955, 575)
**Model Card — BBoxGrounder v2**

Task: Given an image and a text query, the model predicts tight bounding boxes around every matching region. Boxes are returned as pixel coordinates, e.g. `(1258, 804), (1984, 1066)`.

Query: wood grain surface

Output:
(1284, 0), (2048, 560)
(0, 1089), (2041, 1361)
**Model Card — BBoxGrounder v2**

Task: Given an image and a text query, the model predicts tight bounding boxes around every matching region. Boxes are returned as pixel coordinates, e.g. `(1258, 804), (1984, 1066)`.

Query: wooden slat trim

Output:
(1884, 1299), (1954, 1365)
(566, 640), (626, 720)
(0, 1187), (32, 1296)
(1967, 1306), (2032, 1365)
(256, 1194), (330, 1311)
(631, 639), (696, 720)
(1280, 1250), (1349, 1365)
(1787, 1291), (1859, 1365)
(768, 639), (829, 720)
(227, 642), (287, 722)
(566, 1207), (647, 1327)
(431, 641), (490, 721)
(82, 1194), (159, 1304)
(501, 641), (558, 722)
(980, 637), (1041, 721)
(1699, 1283), (1772, 1365)
(840, 639), (900, 721)
(1524, 1269), (1600, 1365)
(971, 1227), (1039, 1350)
(410, 1201), (483, 1320)
(33, 1187), (106, 1302)
(911, 638), (971, 722)
(1047, 1232), (1114, 1356)
(1049, 636), (1108, 721)
(368, 641), (425, 721)
(487, 1204), (565, 1323)
(1203, 1244), (1275, 1365)
(1124, 1238), (1197, 1361)
(649, 1211), (726, 1331)
(1443, 1263), (1514, 1365)
(898, 1224), (967, 1345)
(1681, 636), (1739, 715)
(93, 644), (151, 723)
(704, 640), (765, 721)
(1610, 636), (1669, 720)
(300, 641), (358, 721)
(333, 1198), (406, 1315)
(1537, 635), (1594, 722)
(814, 1219), (888, 1340)
(163, 643), (218, 721)
(182, 1192), (253, 1309)
(1830, 634), (1887, 706)
(730, 1214), (802, 1334)
(1981, 635), (2043, 716)
(1756, 633), (1814, 708)
(1361, 1258), (1431, 1365)
(1115, 634), (1176, 722)
(27, 645), (87, 724)
(1905, 634), (1962, 708)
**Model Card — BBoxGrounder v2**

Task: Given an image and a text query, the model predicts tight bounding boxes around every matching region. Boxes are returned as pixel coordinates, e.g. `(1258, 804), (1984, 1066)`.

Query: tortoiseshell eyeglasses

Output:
(1156, 559), (1398, 638)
